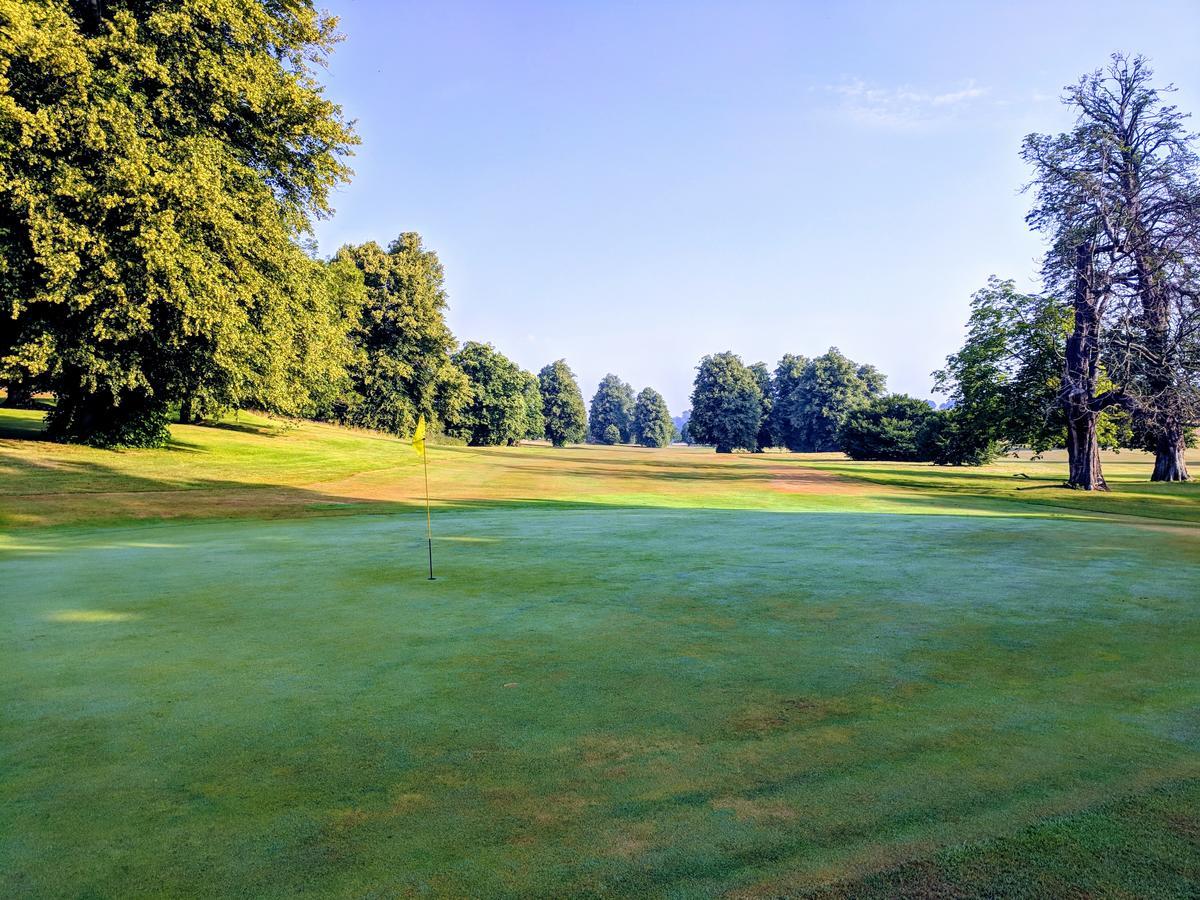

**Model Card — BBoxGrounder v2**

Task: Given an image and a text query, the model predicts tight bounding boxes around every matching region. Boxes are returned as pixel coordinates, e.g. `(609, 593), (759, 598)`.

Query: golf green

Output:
(3, 502), (1198, 896)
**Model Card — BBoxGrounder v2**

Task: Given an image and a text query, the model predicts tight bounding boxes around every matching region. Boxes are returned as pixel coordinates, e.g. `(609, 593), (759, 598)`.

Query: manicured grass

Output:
(2, 408), (1198, 896)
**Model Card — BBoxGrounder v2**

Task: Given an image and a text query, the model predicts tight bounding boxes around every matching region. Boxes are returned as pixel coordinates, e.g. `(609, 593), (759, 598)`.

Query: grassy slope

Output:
(2, 408), (1198, 897)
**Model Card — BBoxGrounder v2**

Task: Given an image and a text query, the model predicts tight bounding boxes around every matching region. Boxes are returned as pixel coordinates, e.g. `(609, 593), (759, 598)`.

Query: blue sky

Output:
(311, 0), (1200, 415)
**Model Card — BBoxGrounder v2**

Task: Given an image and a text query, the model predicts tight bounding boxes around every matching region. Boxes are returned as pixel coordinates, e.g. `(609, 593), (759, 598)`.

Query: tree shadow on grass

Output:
(0, 409), (48, 441)
(498, 463), (782, 483)
(442, 444), (784, 474)
(198, 419), (285, 437)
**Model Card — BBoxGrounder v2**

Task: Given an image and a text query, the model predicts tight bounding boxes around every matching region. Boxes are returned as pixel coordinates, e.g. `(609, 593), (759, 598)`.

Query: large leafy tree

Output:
(335, 234), (468, 436)
(240, 249), (362, 425)
(537, 359), (587, 447)
(774, 348), (885, 452)
(588, 374), (634, 443)
(0, 0), (357, 445)
(631, 387), (673, 448)
(688, 351), (763, 453)
(446, 342), (531, 446)
(935, 277), (1134, 464)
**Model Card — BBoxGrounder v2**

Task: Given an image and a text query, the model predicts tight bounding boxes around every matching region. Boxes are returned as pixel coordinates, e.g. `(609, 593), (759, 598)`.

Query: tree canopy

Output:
(520, 372), (544, 441)
(335, 234), (468, 437)
(934, 278), (1067, 458)
(446, 342), (534, 447)
(1022, 54), (1200, 487)
(538, 360), (587, 447)
(0, 0), (357, 446)
(767, 354), (808, 451)
(688, 352), (763, 453)
(631, 387), (673, 448)
(773, 348), (886, 452)
(749, 361), (774, 451)
(588, 374), (634, 443)
(839, 394), (938, 462)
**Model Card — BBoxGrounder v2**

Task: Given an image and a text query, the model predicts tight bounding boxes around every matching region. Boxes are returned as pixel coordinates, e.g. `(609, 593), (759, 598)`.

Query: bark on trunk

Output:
(1151, 428), (1190, 482)
(1064, 407), (1108, 491)
(1061, 243), (1110, 491)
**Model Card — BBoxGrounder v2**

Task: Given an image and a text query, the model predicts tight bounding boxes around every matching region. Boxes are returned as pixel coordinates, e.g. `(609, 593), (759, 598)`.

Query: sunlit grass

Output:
(46, 610), (140, 623)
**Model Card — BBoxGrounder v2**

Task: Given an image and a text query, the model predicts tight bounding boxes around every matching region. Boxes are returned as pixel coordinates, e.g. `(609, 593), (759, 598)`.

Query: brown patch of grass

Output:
(577, 733), (683, 767)
(606, 822), (658, 859)
(1165, 810), (1200, 843)
(530, 793), (592, 827)
(712, 795), (799, 823)
(329, 808), (372, 830)
(768, 468), (874, 496)
(731, 697), (853, 736)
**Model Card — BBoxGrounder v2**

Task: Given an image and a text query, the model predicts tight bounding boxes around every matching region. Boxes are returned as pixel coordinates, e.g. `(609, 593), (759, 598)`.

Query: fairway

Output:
(2, 413), (1200, 896)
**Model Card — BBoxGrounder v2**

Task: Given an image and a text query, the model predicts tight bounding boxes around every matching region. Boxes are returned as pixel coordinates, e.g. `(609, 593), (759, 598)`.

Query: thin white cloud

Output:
(823, 78), (988, 129)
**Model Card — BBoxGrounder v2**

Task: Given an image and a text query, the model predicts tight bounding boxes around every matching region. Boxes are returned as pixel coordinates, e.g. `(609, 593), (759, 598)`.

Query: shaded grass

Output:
(798, 778), (1200, 899)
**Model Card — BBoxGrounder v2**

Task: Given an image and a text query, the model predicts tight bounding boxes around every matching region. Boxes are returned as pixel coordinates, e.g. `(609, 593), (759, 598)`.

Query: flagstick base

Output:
(427, 537), (435, 581)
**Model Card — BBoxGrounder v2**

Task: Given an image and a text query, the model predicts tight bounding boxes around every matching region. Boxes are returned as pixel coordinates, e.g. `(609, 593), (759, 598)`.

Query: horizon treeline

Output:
(681, 347), (978, 464)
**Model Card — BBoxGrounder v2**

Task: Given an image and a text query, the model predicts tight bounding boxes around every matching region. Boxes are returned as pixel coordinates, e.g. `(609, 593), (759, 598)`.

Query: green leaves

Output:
(447, 342), (537, 447)
(934, 277), (1068, 456)
(0, 0), (357, 445)
(588, 374), (634, 444)
(538, 359), (587, 447)
(336, 234), (464, 437)
(839, 394), (936, 462)
(688, 352), (763, 453)
(631, 387), (673, 448)
(773, 348), (885, 452)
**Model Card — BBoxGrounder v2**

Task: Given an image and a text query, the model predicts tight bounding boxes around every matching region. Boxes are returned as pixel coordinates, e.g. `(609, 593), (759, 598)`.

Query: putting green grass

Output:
(2, 408), (1199, 897)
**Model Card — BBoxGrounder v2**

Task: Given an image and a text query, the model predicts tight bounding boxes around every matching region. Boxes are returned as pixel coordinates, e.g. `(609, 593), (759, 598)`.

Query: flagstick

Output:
(423, 446), (435, 580)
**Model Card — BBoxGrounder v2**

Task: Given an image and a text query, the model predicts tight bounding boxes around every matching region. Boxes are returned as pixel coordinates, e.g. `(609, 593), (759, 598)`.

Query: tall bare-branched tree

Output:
(1023, 54), (1200, 488)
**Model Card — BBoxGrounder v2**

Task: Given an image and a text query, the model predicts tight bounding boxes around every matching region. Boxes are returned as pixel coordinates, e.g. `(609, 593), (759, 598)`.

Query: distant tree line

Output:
(586, 375), (675, 447)
(683, 345), (1028, 464)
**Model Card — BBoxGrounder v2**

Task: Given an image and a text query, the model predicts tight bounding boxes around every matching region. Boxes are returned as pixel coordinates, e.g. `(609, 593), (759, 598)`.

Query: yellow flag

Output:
(412, 414), (426, 458)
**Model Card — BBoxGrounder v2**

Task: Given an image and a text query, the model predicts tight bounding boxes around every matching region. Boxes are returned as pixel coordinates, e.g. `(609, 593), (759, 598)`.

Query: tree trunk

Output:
(179, 394), (194, 425)
(2, 378), (35, 409)
(1064, 406), (1108, 491)
(1151, 428), (1190, 482)
(1061, 243), (1109, 491)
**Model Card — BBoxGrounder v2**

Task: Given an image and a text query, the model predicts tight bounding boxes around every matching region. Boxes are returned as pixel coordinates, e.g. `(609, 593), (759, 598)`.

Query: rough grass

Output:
(1, 408), (1198, 897)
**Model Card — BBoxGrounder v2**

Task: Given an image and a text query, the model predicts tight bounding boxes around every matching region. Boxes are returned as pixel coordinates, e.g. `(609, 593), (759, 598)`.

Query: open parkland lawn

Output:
(2, 406), (1199, 898)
